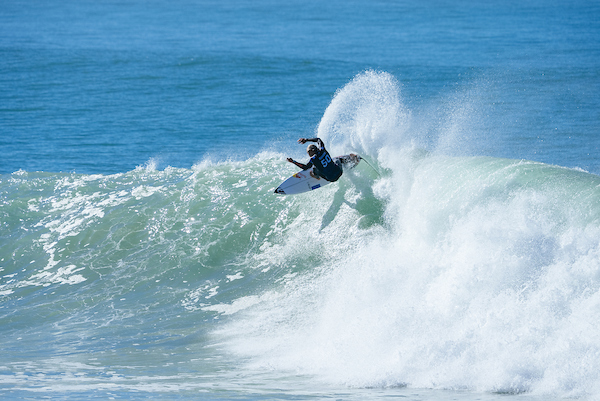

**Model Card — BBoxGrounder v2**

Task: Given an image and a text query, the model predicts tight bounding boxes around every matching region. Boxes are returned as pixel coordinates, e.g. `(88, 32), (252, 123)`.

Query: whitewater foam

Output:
(215, 71), (600, 399)
(317, 70), (411, 161)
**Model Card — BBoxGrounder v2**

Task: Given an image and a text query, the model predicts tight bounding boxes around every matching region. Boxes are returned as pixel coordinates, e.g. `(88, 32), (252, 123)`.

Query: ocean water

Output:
(1, 0), (599, 400)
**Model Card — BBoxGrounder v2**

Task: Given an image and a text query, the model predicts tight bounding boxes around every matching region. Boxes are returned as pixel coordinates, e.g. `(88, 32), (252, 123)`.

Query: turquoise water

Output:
(1, 0), (599, 400)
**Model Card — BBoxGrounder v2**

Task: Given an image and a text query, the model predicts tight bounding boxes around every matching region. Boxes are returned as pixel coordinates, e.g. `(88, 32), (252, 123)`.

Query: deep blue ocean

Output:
(1, 0), (599, 400)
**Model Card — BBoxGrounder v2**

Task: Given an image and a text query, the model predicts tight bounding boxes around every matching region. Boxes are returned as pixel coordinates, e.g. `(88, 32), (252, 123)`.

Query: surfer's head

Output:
(307, 144), (318, 156)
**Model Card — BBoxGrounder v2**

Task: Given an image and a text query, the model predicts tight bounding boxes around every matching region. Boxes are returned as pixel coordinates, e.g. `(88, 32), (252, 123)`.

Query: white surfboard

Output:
(274, 154), (361, 195)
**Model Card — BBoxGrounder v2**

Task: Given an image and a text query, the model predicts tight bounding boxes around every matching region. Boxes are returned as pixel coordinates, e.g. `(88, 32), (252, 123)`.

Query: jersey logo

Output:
(318, 153), (332, 167)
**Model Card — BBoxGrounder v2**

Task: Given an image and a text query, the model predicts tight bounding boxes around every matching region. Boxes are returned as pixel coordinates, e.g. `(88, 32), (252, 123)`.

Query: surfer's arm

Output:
(298, 137), (325, 149)
(287, 158), (310, 170)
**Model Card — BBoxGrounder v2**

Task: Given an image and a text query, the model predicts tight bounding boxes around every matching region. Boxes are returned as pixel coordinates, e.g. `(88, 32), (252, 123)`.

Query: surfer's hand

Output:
(287, 158), (294, 163)
(298, 138), (307, 144)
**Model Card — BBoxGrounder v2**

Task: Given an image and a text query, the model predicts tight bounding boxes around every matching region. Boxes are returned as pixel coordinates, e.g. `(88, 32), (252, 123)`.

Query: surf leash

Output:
(358, 156), (381, 177)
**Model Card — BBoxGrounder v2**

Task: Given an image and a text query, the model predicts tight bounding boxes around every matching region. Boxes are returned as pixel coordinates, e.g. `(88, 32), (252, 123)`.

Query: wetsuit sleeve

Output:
(291, 160), (309, 170)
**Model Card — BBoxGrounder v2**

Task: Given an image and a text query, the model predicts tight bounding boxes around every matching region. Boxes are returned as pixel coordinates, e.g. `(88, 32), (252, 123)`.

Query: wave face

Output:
(215, 72), (600, 398)
(2, 71), (599, 399)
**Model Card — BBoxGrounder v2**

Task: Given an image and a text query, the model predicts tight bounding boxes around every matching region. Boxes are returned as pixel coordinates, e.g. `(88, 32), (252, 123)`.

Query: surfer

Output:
(287, 138), (343, 182)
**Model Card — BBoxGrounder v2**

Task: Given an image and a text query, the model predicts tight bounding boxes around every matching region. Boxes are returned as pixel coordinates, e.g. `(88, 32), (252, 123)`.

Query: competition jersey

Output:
(305, 139), (343, 182)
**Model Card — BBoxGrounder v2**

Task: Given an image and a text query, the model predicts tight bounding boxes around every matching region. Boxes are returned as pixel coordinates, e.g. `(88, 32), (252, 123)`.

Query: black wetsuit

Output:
(304, 138), (343, 182)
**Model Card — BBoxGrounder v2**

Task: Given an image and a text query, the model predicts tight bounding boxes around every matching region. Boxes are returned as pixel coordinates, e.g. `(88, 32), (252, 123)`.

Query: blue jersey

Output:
(305, 139), (343, 182)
